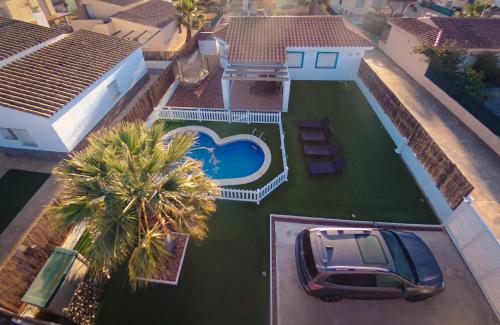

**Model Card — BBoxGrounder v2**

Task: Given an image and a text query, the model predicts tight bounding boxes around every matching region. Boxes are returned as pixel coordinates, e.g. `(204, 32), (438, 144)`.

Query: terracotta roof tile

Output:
(224, 16), (373, 64)
(389, 17), (500, 49)
(0, 17), (64, 61)
(112, 0), (178, 28)
(0, 30), (141, 117)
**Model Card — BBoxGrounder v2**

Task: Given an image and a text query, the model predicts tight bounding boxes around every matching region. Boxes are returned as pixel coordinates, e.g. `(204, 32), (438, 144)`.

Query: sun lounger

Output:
(300, 127), (332, 142)
(299, 117), (330, 129)
(308, 158), (347, 175)
(303, 143), (342, 157)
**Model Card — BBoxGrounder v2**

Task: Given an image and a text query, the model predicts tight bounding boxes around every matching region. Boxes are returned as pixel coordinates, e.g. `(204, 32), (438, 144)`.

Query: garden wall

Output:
(357, 61), (474, 212)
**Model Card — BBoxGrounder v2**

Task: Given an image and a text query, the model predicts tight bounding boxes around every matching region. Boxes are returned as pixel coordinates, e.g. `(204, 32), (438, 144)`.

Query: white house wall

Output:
(286, 47), (369, 80)
(330, 0), (376, 15)
(50, 48), (148, 152)
(0, 106), (67, 152)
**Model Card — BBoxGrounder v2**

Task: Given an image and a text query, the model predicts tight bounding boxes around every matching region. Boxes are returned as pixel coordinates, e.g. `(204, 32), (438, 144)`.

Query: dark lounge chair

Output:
(299, 117), (330, 129)
(300, 126), (333, 142)
(303, 143), (343, 157)
(308, 157), (347, 175)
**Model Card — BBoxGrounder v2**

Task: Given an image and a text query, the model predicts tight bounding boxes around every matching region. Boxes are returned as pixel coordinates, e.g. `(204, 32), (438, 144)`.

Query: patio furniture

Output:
(299, 117), (330, 129)
(300, 127), (333, 142)
(308, 157), (347, 175)
(303, 143), (343, 157)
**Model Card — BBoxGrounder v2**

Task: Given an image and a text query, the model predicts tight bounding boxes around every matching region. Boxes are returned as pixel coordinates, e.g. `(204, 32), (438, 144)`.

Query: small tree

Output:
(413, 43), (465, 76)
(459, 66), (486, 100)
(456, 1), (488, 17)
(297, 0), (329, 14)
(53, 122), (219, 289)
(472, 52), (500, 86)
(176, 0), (206, 43)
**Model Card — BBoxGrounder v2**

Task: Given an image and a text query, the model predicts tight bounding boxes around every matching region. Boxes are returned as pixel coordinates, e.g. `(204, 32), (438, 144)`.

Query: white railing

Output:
(444, 199), (500, 319)
(157, 107), (288, 204)
(158, 107), (282, 124)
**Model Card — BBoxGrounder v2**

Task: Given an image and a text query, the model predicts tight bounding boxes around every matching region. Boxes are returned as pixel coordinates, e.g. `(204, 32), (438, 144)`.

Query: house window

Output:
(13, 129), (37, 147)
(0, 128), (18, 140)
(107, 80), (122, 100)
(355, 0), (366, 8)
(315, 52), (339, 69)
(286, 51), (304, 68)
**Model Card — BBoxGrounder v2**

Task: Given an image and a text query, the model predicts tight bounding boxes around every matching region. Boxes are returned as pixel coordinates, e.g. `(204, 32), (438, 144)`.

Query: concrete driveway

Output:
(271, 215), (499, 325)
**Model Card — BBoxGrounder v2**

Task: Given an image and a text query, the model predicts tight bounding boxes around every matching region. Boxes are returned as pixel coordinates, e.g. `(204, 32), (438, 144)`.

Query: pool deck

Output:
(363, 50), (500, 239)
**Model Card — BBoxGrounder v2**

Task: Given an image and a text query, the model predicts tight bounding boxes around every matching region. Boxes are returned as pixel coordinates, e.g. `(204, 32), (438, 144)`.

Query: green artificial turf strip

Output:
(95, 81), (437, 325)
(0, 169), (50, 233)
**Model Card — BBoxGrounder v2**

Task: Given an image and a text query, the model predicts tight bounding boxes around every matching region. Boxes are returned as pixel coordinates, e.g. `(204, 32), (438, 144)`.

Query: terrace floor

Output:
(96, 81), (436, 325)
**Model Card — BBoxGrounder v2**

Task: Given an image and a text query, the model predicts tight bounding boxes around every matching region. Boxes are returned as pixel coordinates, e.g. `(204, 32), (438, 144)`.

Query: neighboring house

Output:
(213, 16), (373, 111)
(0, 17), (147, 153)
(71, 0), (188, 52)
(329, 0), (386, 15)
(379, 16), (500, 152)
(380, 17), (500, 82)
(0, 0), (70, 27)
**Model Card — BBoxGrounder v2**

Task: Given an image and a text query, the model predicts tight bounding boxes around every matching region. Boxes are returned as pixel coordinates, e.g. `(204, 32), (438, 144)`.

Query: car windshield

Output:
(380, 230), (416, 283)
(302, 230), (318, 278)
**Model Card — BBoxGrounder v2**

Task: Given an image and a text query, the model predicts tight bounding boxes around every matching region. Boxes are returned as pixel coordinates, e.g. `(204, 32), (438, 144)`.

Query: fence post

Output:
(197, 108), (202, 122)
(247, 110), (250, 124)
(256, 188), (261, 205)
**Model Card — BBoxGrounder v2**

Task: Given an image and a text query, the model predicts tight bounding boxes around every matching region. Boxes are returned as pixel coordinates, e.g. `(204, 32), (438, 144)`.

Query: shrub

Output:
(413, 43), (465, 76)
(472, 52), (500, 87)
(361, 12), (386, 36)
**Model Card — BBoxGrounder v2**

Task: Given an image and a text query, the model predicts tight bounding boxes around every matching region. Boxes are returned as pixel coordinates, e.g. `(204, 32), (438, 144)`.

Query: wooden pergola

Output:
(223, 63), (289, 82)
(221, 63), (291, 111)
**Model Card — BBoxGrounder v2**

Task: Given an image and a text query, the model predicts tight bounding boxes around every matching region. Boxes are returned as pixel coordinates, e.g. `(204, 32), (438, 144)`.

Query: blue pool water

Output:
(189, 132), (265, 179)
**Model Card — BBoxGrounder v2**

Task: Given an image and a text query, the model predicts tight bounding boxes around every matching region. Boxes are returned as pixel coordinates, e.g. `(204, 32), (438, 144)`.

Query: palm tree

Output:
(52, 122), (219, 289)
(175, 0), (206, 43)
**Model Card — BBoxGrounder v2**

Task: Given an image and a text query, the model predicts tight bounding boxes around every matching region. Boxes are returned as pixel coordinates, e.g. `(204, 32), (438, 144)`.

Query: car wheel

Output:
(406, 295), (428, 302)
(321, 295), (342, 302)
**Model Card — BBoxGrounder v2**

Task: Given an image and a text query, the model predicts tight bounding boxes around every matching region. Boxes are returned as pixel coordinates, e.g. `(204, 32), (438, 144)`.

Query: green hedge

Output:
(426, 67), (500, 136)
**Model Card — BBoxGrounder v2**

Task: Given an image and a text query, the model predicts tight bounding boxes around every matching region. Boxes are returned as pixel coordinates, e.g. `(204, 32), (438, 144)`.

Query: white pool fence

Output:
(156, 107), (289, 204)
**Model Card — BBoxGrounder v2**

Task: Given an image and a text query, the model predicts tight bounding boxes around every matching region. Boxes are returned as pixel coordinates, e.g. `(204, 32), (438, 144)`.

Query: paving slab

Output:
(272, 215), (499, 325)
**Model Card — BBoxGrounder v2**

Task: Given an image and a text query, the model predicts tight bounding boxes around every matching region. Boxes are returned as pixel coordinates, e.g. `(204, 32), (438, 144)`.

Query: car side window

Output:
(376, 275), (404, 287)
(326, 274), (377, 287)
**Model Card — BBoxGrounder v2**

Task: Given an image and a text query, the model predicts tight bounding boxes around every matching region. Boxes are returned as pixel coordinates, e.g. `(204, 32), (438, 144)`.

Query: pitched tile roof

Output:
(389, 17), (500, 49)
(0, 17), (64, 61)
(112, 0), (178, 28)
(223, 16), (373, 64)
(0, 30), (141, 118)
(98, 0), (143, 6)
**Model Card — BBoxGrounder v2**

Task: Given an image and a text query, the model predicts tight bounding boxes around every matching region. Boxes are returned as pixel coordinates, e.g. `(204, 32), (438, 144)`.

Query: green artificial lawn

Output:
(95, 81), (437, 325)
(0, 169), (50, 234)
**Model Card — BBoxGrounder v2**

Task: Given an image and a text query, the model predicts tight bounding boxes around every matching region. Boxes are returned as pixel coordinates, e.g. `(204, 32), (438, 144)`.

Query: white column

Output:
(221, 78), (231, 109)
(282, 80), (291, 112)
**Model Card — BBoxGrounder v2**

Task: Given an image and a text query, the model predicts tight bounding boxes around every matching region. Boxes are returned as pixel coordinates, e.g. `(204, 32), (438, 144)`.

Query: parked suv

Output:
(295, 227), (444, 302)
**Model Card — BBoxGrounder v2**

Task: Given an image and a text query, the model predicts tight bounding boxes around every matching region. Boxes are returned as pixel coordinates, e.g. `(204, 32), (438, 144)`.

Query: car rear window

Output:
(381, 230), (416, 282)
(302, 230), (318, 277)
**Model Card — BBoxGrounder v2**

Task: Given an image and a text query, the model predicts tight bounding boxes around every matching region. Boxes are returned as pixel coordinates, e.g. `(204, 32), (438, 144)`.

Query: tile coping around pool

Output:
(169, 125), (272, 186)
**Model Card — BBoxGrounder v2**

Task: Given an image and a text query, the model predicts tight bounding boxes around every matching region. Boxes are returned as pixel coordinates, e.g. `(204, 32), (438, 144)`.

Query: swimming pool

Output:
(171, 126), (271, 185)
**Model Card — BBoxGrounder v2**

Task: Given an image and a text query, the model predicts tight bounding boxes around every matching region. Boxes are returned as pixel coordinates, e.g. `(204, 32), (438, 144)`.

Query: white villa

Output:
(71, 0), (188, 52)
(0, 17), (147, 153)
(212, 16), (373, 111)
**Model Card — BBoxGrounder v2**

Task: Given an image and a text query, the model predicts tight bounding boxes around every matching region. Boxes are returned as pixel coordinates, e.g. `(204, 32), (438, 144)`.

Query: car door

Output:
(324, 273), (378, 299)
(373, 274), (406, 299)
